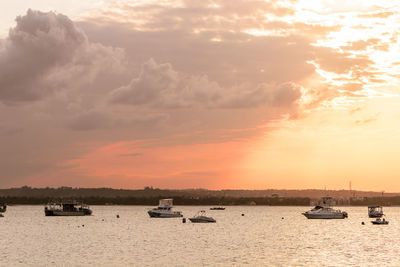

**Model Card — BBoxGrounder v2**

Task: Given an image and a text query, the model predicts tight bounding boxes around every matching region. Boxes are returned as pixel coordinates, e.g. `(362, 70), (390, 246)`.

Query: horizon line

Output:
(0, 186), (397, 193)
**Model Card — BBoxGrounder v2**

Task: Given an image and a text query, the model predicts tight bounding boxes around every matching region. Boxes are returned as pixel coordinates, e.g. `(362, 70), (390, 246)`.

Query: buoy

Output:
(182, 218), (186, 223)
(361, 222), (365, 225)
(282, 217), (284, 219)
(241, 213), (245, 216)
(82, 224), (85, 227)
(116, 214), (120, 218)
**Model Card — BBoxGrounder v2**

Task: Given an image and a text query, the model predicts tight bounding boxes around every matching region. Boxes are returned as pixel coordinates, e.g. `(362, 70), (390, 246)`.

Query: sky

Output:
(1, 0), (400, 191)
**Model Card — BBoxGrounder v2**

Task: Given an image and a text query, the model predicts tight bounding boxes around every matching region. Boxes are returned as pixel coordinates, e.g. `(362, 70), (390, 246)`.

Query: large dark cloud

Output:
(0, 10), (84, 101)
(0, 9), (125, 103)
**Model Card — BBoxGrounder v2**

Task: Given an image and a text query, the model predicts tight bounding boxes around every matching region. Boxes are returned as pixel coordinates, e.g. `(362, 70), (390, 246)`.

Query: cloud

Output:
(67, 110), (109, 131)
(357, 11), (395, 18)
(354, 113), (380, 125)
(119, 153), (143, 157)
(0, 9), (84, 102)
(0, 9), (125, 103)
(110, 58), (302, 110)
(314, 48), (372, 74)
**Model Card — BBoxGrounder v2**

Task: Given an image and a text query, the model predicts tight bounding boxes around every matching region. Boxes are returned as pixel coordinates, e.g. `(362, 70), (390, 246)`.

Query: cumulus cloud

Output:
(0, 9), (125, 103)
(110, 58), (302, 110)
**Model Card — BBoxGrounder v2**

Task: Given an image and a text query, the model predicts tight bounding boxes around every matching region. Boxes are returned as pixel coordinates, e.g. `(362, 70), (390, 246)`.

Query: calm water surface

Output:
(1, 206), (400, 266)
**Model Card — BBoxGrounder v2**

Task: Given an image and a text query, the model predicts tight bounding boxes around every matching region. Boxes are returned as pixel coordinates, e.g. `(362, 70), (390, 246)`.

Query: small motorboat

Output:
(210, 207), (225, 210)
(189, 210), (216, 223)
(371, 217), (389, 225)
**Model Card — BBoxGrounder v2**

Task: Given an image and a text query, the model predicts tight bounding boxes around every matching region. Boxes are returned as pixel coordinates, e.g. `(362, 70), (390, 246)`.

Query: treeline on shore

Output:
(1, 186), (400, 205)
(0, 196), (311, 206)
(0, 186), (396, 199)
(1, 195), (400, 206)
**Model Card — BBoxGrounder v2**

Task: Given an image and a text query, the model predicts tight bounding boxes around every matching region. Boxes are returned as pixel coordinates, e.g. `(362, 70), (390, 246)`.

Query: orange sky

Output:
(1, 0), (400, 191)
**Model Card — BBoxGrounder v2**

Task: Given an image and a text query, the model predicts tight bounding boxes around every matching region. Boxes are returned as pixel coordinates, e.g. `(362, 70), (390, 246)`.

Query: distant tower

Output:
(349, 181), (352, 197)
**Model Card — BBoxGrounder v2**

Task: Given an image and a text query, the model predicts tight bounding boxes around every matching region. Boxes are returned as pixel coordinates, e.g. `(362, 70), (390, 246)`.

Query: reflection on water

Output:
(1, 206), (399, 266)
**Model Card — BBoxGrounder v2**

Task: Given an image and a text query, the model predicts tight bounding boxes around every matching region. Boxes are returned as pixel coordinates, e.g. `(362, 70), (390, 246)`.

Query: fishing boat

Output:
(189, 210), (216, 223)
(302, 197), (348, 219)
(44, 201), (92, 216)
(368, 206), (384, 218)
(148, 199), (183, 218)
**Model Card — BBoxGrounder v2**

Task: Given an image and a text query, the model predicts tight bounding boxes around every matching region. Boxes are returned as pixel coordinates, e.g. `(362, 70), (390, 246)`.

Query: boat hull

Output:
(189, 218), (216, 223)
(302, 213), (347, 219)
(148, 210), (182, 218)
(371, 221), (389, 225)
(45, 209), (92, 216)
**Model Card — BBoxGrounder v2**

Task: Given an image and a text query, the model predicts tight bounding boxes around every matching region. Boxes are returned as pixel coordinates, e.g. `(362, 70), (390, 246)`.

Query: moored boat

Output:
(148, 199), (183, 218)
(302, 206), (348, 219)
(371, 217), (388, 225)
(302, 197), (348, 219)
(44, 201), (92, 216)
(0, 204), (6, 213)
(189, 210), (216, 223)
(368, 206), (384, 218)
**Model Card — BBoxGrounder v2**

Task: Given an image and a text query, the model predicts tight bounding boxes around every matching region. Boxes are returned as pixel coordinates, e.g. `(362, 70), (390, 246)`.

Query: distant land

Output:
(1, 186), (400, 206)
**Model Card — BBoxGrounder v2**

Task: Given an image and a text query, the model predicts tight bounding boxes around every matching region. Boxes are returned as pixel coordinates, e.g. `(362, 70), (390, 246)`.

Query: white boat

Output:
(368, 206), (384, 218)
(44, 201), (92, 216)
(148, 199), (183, 218)
(189, 210), (216, 223)
(302, 206), (348, 219)
(302, 197), (348, 219)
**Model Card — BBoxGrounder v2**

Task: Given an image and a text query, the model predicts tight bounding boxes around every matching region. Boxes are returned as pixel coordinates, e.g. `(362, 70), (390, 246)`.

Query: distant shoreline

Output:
(0, 186), (399, 205)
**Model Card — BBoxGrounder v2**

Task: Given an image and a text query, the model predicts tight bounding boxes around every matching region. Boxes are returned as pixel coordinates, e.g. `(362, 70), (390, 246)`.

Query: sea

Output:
(1, 205), (399, 266)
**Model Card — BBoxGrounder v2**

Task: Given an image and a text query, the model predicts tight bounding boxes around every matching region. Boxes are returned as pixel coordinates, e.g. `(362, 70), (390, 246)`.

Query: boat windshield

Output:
(312, 206), (323, 210)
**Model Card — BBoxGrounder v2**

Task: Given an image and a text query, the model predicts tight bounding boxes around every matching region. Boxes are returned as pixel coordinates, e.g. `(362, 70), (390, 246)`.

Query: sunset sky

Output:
(1, 0), (400, 191)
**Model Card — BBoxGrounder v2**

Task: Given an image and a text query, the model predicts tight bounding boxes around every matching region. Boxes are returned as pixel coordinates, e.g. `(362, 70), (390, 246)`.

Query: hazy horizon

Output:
(0, 186), (396, 194)
(1, 1), (400, 191)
